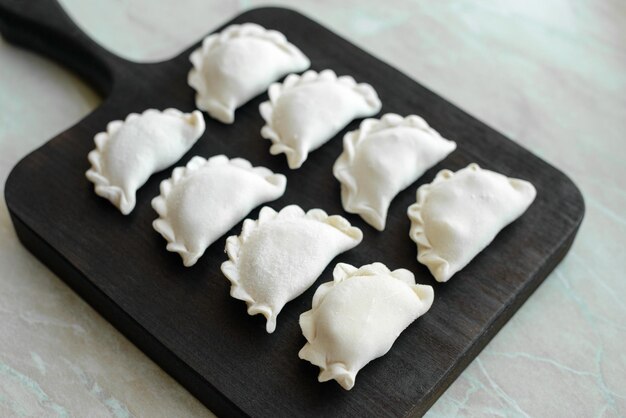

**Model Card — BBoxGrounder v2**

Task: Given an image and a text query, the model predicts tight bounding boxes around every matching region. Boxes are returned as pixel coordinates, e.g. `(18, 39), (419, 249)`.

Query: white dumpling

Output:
(188, 23), (310, 124)
(152, 155), (286, 267)
(259, 69), (382, 169)
(221, 205), (363, 333)
(299, 262), (434, 390)
(407, 163), (537, 282)
(333, 113), (456, 231)
(86, 108), (205, 215)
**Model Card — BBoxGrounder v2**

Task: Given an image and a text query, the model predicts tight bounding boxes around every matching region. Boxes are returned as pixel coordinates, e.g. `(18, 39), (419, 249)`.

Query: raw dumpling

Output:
(407, 163), (537, 282)
(86, 108), (205, 215)
(333, 113), (456, 231)
(260, 69), (382, 169)
(188, 23), (310, 124)
(299, 262), (434, 390)
(152, 155), (286, 267)
(221, 205), (363, 333)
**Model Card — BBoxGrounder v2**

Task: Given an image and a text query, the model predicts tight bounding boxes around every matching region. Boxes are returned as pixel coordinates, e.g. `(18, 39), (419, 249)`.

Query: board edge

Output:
(5, 206), (248, 418)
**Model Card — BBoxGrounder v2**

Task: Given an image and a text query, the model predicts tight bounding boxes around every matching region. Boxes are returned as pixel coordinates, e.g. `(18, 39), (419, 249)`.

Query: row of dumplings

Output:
(190, 23), (383, 170)
(85, 107), (536, 280)
(84, 23), (537, 390)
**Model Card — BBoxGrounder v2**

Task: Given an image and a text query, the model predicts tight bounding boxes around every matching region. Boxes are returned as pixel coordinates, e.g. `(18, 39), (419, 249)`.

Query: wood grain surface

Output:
(0, 1), (584, 416)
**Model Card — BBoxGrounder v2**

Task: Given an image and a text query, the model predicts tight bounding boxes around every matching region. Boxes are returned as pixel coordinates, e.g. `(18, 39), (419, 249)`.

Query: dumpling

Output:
(333, 113), (456, 231)
(188, 23), (310, 124)
(407, 163), (537, 282)
(152, 155), (286, 267)
(86, 108), (205, 215)
(260, 69), (382, 169)
(221, 205), (363, 333)
(299, 262), (434, 390)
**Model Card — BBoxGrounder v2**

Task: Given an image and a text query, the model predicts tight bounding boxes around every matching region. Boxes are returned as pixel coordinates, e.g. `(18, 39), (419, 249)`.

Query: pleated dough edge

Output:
(85, 108), (205, 215)
(221, 205), (363, 333)
(333, 113), (456, 230)
(298, 262), (434, 390)
(151, 154), (287, 267)
(259, 69), (382, 169)
(407, 165), (470, 282)
(407, 163), (537, 282)
(188, 23), (311, 124)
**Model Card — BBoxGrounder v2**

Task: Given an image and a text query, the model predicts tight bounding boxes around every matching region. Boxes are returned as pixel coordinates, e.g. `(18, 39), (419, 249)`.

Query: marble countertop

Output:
(1, 0), (624, 416)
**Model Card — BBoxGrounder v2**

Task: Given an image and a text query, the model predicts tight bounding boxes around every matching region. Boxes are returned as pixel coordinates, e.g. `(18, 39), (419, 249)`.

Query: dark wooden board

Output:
(0, 1), (584, 417)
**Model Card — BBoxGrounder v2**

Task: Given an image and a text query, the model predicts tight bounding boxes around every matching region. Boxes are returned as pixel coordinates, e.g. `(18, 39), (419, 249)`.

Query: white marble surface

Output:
(1, 0), (625, 416)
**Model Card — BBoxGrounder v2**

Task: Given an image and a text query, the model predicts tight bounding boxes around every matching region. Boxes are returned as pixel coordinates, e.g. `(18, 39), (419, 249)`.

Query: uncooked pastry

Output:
(221, 205), (362, 333)
(188, 23), (310, 124)
(86, 108), (205, 215)
(152, 155), (286, 267)
(299, 262), (434, 390)
(407, 163), (536, 282)
(260, 69), (382, 169)
(333, 113), (456, 230)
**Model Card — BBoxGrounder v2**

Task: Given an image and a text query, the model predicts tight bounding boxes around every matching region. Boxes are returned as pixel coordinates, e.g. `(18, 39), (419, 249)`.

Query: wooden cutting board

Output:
(0, 1), (584, 416)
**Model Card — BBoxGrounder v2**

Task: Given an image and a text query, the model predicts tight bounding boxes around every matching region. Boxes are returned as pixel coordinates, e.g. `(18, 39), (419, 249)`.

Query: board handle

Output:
(0, 0), (125, 97)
